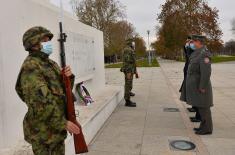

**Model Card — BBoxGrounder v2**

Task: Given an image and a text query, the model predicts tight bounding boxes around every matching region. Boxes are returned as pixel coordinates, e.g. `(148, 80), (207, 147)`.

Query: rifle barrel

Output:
(58, 22), (88, 154)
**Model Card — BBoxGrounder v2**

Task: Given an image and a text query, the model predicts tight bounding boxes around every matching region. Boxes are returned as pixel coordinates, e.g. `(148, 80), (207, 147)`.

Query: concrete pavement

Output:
(159, 59), (235, 155)
(86, 60), (235, 155)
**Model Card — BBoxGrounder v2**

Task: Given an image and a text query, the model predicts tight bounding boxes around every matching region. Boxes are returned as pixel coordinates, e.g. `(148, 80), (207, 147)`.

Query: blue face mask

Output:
(189, 43), (196, 50)
(41, 41), (53, 55)
(131, 42), (136, 50)
(185, 43), (189, 48)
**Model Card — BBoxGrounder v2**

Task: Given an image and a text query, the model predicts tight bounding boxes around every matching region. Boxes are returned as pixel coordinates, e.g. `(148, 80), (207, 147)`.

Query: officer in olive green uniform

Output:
(180, 36), (194, 102)
(15, 26), (80, 155)
(121, 39), (139, 107)
(180, 37), (202, 122)
(186, 35), (213, 135)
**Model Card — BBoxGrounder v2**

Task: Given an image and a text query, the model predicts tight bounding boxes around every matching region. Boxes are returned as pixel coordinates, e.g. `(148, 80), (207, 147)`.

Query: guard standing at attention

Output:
(180, 36), (202, 123)
(121, 38), (139, 107)
(180, 36), (194, 101)
(186, 34), (213, 135)
(15, 26), (80, 155)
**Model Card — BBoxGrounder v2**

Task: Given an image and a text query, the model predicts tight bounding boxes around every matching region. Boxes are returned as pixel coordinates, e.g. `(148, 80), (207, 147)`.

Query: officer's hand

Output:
(135, 73), (139, 79)
(199, 89), (206, 93)
(127, 73), (132, 80)
(66, 121), (80, 135)
(63, 66), (73, 77)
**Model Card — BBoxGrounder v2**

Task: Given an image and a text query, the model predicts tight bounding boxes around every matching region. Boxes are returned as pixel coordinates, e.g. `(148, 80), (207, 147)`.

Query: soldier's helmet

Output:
(23, 26), (54, 51)
(126, 38), (135, 46)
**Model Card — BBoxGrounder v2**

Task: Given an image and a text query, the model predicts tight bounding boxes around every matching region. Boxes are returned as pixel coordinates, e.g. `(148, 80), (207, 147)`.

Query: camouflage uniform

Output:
(15, 26), (74, 155)
(121, 46), (137, 100)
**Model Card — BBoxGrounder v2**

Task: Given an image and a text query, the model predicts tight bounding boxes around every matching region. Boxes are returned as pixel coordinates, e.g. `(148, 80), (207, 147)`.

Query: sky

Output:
(50, 0), (235, 44)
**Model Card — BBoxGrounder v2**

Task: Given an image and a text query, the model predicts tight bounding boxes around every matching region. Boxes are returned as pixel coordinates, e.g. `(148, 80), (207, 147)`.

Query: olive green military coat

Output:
(186, 47), (213, 108)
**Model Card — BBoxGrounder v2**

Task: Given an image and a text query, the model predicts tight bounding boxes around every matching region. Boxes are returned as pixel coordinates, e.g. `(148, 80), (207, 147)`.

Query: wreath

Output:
(76, 82), (94, 106)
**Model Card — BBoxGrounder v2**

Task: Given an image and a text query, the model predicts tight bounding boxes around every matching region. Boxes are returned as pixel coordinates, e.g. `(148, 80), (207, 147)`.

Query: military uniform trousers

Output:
(124, 73), (133, 100)
(32, 141), (65, 155)
(198, 107), (213, 132)
(194, 107), (202, 120)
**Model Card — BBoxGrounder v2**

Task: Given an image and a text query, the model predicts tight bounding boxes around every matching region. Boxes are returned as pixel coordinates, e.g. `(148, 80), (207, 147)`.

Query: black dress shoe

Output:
(193, 128), (201, 132)
(190, 117), (201, 122)
(187, 108), (196, 112)
(125, 100), (136, 107)
(190, 117), (200, 120)
(130, 92), (135, 97)
(195, 130), (212, 135)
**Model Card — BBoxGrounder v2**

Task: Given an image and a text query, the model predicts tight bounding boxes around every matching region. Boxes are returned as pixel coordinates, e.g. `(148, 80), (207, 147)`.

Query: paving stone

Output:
(100, 60), (235, 155)
(86, 150), (138, 155)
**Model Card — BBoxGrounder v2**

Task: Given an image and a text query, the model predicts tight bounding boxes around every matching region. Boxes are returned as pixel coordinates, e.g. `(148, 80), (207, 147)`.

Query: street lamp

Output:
(147, 30), (151, 65)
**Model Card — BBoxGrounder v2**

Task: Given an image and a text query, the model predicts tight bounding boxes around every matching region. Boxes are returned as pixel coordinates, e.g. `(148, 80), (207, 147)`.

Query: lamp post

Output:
(147, 30), (151, 65)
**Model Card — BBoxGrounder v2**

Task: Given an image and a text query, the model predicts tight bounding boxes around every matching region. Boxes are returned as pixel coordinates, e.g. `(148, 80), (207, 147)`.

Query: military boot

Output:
(187, 107), (196, 112)
(130, 92), (135, 97)
(190, 117), (201, 122)
(125, 100), (136, 107)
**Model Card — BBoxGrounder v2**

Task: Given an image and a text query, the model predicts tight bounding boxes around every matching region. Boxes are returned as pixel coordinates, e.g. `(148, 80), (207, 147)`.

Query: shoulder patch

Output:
(204, 57), (210, 64)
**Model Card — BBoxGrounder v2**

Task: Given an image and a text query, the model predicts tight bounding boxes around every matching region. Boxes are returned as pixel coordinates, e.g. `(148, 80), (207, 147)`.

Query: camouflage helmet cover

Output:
(126, 38), (135, 46)
(23, 26), (54, 51)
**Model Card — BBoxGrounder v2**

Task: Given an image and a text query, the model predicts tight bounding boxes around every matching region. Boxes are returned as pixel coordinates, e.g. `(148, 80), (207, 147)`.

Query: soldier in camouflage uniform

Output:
(186, 35), (213, 135)
(15, 26), (80, 155)
(121, 39), (139, 107)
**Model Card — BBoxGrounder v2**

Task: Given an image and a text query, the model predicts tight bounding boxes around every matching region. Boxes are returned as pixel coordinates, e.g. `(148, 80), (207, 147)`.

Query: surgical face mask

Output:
(131, 42), (136, 50)
(189, 43), (196, 50)
(41, 41), (53, 55)
(185, 43), (189, 48)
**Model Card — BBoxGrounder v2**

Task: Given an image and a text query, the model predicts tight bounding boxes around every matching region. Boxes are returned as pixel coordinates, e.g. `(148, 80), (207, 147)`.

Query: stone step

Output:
(0, 85), (123, 155)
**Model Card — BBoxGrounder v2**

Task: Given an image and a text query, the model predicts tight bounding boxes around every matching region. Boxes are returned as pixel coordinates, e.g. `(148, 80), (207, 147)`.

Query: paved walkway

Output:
(86, 60), (235, 155)
(159, 59), (235, 155)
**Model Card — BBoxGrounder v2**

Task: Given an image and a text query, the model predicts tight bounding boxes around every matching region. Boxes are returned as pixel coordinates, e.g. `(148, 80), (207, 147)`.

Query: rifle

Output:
(58, 22), (88, 154)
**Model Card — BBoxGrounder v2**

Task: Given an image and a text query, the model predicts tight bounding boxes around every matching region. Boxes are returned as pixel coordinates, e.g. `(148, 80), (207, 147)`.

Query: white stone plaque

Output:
(65, 31), (95, 82)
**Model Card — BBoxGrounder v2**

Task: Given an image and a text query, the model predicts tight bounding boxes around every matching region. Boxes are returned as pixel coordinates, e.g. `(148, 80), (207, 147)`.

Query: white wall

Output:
(0, 32), (4, 148)
(0, 0), (105, 149)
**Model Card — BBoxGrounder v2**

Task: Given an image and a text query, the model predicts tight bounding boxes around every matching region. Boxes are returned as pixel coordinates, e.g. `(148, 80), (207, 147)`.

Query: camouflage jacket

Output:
(15, 51), (75, 145)
(121, 47), (137, 74)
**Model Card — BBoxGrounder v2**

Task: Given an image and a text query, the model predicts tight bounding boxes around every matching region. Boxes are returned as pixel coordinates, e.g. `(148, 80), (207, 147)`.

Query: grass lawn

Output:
(105, 62), (122, 68)
(177, 55), (235, 63)
(211, 56), (235, 63)
(136, 58), (160, 67)
(105, 58), (160, 68)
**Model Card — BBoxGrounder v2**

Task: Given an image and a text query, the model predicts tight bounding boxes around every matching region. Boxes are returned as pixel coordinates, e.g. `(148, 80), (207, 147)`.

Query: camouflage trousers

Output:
(32, 141), (65, 155)
(124, 73), (133, 100)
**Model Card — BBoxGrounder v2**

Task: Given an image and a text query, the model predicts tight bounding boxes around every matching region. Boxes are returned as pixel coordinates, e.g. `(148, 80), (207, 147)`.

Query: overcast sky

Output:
(50, 0), (235, 44)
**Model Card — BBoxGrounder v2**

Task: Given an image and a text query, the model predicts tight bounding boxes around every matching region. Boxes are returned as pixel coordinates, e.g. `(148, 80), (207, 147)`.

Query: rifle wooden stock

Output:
(59, 21), (88, 154)
(63, 75), (88, 154)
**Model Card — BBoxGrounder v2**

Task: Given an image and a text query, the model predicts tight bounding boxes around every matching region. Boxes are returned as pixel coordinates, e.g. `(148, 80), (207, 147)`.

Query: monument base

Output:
(0, 85), (123, 155)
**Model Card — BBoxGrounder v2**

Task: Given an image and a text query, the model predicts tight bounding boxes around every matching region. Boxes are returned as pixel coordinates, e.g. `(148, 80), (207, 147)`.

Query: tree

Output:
(105, 21), (147, 60)
(207, 40), (223, 53)
(72, 0), (125, 49)
(224, 40), (235, 55)
(232, 18), (235, 36)
(134, 37), (146, 58)
(154, 0), (223, 59)
(106, 20), (135, 56)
